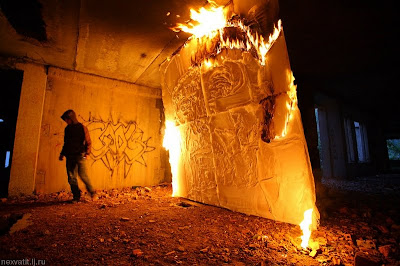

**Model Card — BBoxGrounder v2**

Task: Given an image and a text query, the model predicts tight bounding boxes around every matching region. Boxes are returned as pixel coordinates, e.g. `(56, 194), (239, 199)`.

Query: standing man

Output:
(59, 109), (97, 202)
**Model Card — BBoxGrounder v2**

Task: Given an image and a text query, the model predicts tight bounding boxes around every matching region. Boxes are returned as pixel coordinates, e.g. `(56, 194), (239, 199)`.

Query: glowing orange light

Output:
(299, 208), (313, 249)
(162, 120), (182, 196)
(203, 59), (213, 69)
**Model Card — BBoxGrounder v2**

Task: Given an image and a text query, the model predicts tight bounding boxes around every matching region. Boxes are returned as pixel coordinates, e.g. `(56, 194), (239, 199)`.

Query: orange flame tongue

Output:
(162, 121), (182, 196)
(300, 208), (314, 249)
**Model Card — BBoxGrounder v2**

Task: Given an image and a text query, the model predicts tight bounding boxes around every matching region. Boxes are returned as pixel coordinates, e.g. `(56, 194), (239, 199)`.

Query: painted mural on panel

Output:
(81, 114), (155, 178)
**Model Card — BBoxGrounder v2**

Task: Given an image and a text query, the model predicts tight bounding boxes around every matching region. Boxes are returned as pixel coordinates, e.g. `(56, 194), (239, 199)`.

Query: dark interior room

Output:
(0, 0), (399, 265)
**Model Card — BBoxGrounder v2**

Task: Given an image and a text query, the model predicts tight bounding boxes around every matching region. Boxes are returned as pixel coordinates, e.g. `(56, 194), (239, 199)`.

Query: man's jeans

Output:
(66, 154), (94, 200)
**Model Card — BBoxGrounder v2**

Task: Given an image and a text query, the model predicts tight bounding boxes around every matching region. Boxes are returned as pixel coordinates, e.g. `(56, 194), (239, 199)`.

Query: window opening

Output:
(387, 139), (400, 160)
(5, 151), (10, 168)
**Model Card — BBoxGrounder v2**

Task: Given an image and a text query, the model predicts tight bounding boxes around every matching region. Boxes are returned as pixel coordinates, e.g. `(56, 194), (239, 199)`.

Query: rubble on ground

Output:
(0, 177), (399, 265)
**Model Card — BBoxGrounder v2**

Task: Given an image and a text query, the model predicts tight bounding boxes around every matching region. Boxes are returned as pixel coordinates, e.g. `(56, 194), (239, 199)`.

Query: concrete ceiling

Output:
(0, 0), (279, 90)
(75, 0), (208, 88)
(0, 0), (208, 89)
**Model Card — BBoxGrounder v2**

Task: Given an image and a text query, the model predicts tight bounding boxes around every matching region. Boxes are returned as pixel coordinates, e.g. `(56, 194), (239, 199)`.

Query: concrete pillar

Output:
(325, 100), (347, 179)
(297, 85), (321, 181)
(8, 63), (47, 196)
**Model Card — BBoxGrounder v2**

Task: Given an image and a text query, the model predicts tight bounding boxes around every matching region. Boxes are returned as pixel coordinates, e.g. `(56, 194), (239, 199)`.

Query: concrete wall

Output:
(8, 63), (47, 196)
(34, 67), (165, 194)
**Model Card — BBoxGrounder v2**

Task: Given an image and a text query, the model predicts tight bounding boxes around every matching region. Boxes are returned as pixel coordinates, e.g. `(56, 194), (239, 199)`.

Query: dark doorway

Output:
(0, 69), (23, 197)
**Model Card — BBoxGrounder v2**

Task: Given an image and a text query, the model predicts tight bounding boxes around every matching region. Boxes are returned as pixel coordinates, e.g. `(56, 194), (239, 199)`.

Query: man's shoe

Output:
(90, 191), (99, 201)
(70, 198), (80, 204)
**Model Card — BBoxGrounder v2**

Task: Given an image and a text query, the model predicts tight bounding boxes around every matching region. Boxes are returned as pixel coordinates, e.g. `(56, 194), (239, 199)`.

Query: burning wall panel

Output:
(161, 29), (319, 226)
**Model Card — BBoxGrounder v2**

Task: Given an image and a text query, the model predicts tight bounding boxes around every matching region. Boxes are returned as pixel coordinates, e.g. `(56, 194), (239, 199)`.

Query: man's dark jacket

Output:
(60, 123), (92, 157)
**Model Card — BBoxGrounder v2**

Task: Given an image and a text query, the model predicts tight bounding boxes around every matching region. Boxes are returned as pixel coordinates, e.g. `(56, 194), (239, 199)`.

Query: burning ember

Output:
(162, 121), (182, 196)
(300, 208), (314, 249)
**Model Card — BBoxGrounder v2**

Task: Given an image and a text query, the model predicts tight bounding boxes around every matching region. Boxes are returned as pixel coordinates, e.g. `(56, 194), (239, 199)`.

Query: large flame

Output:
(173, 2), (282, 66)
(299, 208), (313, 249)
(173, 5), (227, 39)
(162, 120), (182, 196)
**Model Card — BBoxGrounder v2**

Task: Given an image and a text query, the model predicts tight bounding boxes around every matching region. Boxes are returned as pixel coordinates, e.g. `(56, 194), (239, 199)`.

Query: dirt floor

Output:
(0, 175), (399, 265)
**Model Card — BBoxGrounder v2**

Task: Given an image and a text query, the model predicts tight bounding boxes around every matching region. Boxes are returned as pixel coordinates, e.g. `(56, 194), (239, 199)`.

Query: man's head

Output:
(61, 109), (78, 125)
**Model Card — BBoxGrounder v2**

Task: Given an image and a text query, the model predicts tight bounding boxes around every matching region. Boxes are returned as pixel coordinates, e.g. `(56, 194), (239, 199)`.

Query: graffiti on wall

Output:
(81, 115), (155, 178)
